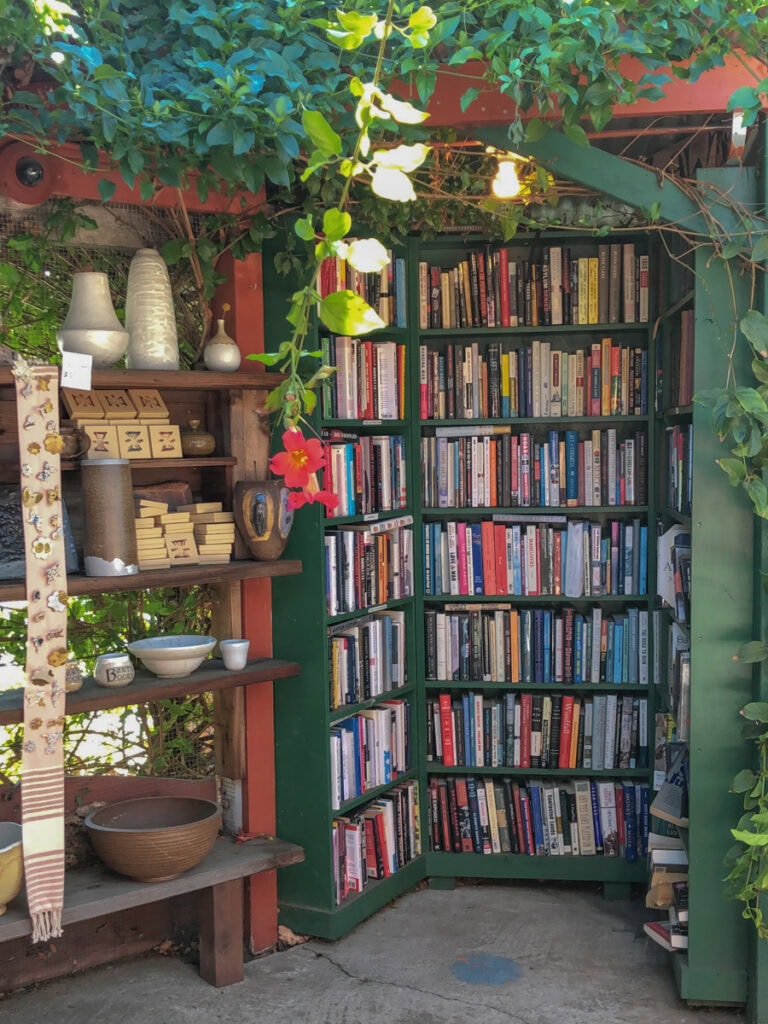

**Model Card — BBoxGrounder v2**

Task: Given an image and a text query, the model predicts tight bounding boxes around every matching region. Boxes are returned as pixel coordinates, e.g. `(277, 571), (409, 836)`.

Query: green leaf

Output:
(732, 829), (768, 846)
(301, 109), (342, 156)
(717, 457), (747, 486)
(742, 700), (768, 722)
(752, 359), (768, 386)
(563, 123), (589, 147)
(525, 118), (549, 142)
(377, 94), (429, 125)
(319, 290), (386, 335)
(752, 236), (768, 264)
(92, 64), (124, 81)
(732, 769), (759, 793)
(737, 644), (768, 665)
(294, 217), (315, 242)
(460, 88), (481, 113)
(742, 310), (768, 357)
(322, 209), (351, 244)
(97, 179), (116, 202)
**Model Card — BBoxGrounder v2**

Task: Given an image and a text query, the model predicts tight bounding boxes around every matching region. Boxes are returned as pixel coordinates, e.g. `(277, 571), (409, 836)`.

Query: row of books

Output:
(319, 250), (407, 329)
(663, 423), (693, 517)
(329, 699), (410, 810)
(427, 691), (649, 771)
(332, 779), (421, 903)
(420, 427), (648, 510)
(424, 604), (650, 685)
(427, 775), (650, 860)
(422, 516), (648, 599)
(666, 307), (694, 409)
(328, 609), (407, 710)
(320, 336), (406, 420)
(418, 243), (649, 330)
(419, 338), (649, 421)
(322, 431), (408, 518)
(324, 517), (414, 616)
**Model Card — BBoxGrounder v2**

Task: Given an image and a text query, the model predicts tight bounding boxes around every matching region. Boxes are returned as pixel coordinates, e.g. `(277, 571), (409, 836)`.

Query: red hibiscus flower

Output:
(287, 471), (340, 512)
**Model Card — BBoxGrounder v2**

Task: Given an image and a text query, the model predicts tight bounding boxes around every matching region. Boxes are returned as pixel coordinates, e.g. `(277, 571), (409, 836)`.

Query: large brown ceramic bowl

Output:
(85, 797), (221, 882)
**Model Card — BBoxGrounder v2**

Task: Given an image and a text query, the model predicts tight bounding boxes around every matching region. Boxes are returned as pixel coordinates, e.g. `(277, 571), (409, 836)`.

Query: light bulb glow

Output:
(491, 160), (521, 199)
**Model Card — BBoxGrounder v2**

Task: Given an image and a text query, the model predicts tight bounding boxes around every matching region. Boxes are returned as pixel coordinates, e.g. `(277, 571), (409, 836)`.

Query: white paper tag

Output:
(653, 769), (666, 792)
(61, 351), (93, 391)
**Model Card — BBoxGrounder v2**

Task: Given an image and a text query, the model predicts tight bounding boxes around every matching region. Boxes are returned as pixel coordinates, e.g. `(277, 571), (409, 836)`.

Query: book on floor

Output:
(643, 919), (688, 951)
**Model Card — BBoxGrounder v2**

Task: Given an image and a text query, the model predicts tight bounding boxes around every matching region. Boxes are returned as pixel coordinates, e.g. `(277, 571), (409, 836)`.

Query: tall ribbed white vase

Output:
(125, 248), (180, 370)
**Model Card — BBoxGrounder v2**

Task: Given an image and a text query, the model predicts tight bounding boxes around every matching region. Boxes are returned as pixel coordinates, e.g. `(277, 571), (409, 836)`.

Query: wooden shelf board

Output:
(0, 836), (304, 943)
(0, 658), (301, 725)
(0, 558), (302, 601)
(62, 456), (236, 471)
(0, 368), (278, 391)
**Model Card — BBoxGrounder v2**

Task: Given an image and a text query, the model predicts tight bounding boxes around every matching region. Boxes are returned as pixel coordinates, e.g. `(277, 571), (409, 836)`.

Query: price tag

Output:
(60, 351), (93, 391)
(653, 769), (666, 792)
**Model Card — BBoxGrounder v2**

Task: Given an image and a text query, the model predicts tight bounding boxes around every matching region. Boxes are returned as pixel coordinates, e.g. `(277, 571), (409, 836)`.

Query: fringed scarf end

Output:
(31, 908), (63, 943)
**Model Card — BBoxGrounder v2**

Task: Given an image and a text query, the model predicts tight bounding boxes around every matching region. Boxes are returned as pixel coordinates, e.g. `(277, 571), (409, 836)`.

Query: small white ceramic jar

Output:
(94, 653), (135, 688)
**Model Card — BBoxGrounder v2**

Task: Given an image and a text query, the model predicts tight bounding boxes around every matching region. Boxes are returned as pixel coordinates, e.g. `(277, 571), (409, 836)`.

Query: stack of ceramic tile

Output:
(135, 499), (200, 569)
(178, 502), (236, 563)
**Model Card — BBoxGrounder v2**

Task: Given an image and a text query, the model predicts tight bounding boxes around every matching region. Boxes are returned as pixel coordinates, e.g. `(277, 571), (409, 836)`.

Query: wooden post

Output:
(197, 879), (245, 987)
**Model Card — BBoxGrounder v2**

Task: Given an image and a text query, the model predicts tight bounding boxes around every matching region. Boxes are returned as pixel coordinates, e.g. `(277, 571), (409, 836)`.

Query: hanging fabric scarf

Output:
(13, 359), (67, 942)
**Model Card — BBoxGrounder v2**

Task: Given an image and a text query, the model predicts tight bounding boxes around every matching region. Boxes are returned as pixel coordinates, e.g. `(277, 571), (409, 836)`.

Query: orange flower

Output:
(268, 429), (324, 488)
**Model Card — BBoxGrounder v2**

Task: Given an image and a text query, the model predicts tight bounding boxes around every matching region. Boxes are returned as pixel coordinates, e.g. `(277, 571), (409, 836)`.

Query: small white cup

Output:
(220, 639), (250, 671)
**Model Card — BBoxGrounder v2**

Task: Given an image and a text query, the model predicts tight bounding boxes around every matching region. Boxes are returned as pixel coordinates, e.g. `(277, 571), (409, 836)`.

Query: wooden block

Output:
(155, 512), (191, 525)
(198, 544), (233, 555)
(128, 388), (169, 419)
(190, 512), (235, 524)
(117, 424), (151, 459)
(177, 502), (224, 514)
(197, 553), (232, 564)
(62, 389), (105, 419)
(81, 423), (120, 458)
(139, 557), (172, 569)
(99, 389), (138, 419)
(194, 529), (236, 543)
(165, 535), (199, 563)
(148, 424), (183, 459)
(134, 520), (163, 534)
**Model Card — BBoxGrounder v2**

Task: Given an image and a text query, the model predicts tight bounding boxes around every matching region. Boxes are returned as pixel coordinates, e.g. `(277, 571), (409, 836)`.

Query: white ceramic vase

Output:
(57, 271), (129, 368)
(203, 317), (242, 372)
(125, 248), (180, 370)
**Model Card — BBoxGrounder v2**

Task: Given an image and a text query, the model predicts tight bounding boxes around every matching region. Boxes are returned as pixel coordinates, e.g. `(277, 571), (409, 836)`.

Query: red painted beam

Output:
(421, 53), (768, 128)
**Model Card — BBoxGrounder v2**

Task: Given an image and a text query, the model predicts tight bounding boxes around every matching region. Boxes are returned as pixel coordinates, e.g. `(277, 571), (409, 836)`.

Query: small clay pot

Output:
(180, 420), (216, 457)
(60, 426), (90, 460)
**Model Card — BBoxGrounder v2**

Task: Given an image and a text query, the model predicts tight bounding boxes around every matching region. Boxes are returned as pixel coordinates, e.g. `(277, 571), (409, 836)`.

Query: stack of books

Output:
(179, 502), (236, 563)
(644, 833), (689, 951)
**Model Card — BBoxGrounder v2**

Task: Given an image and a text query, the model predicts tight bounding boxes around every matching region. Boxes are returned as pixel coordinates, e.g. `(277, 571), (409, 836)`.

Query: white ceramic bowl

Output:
(126, 635), (216, 678)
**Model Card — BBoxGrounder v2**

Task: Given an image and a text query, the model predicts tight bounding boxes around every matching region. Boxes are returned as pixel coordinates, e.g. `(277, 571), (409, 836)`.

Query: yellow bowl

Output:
(0, 822), (23, 915)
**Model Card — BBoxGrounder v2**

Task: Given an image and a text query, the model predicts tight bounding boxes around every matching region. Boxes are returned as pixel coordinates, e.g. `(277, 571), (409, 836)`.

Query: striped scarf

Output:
(14, 360), (67, 942)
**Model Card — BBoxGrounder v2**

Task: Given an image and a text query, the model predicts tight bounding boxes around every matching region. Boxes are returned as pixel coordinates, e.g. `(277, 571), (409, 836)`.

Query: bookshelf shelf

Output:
(427, 765), (649, 779)
(424, 680), (650, 693)
(329, 682), (418, 722)
(420, 416), (650, 427)
(421, 505), (650, 517)
(334, 768), (420, 816)
(426, 850), (647, 882)
(661, 508), (692, 528)
(326, 595), (413, 625)
(418, 323), (651, 338)
(423, 593), (649, 605)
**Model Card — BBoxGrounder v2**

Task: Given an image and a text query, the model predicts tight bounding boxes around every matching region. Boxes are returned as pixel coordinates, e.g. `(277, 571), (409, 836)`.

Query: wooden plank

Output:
(0, 658), (301, 725)
(198, 879), (244, 987)
(0, 836), (304, 942)
(0, 557), (302, 601)
(211, 579), (246, 780)
(0, 369), (282, 391)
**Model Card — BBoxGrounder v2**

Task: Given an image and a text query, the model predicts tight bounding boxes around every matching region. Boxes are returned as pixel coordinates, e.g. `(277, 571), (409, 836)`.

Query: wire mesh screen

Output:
(0, 197), (207, 364)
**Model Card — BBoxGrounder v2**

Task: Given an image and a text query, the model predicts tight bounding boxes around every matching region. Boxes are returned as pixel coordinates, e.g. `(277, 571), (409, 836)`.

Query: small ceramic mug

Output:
(94, 652), (135, 688)
(220, 639), (250, 671)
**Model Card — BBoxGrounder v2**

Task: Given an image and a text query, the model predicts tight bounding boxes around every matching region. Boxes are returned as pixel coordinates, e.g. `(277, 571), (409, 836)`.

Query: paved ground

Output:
(1, 882), (746, 1024)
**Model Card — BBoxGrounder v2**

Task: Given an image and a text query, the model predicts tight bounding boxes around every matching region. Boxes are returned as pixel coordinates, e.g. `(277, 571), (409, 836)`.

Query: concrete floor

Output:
(0, 882), (746, 1024)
